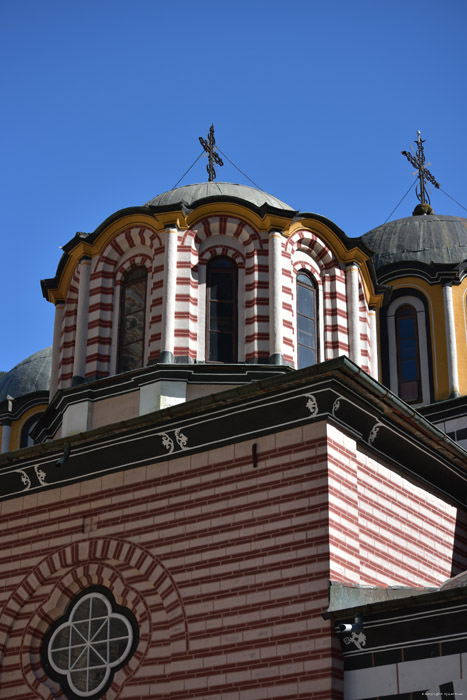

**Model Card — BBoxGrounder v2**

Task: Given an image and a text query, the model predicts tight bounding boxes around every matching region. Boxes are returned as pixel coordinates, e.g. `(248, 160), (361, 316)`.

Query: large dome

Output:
(146, 182), (295, 212)
(0, 347), (52, 402)
(363, 214), (467, 270)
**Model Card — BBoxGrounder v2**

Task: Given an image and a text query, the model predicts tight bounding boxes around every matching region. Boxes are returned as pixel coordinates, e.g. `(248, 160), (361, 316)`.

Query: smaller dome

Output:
(146, 182), (294, 212)
(363, 214), (467, 270)
(0, 347), (52, 402)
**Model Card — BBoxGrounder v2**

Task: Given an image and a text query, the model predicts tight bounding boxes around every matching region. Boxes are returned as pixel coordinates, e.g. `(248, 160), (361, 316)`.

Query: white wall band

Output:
(161, 226), (178, 362)
(443, 283), (460, 398)
(346, 264), (361, 365)
(269, 231), (284, 363)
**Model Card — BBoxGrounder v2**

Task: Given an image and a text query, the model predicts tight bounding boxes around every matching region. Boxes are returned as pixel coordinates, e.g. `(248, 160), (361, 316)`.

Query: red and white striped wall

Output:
(326, 423), (467, 586)
(52, 213), (377, 392)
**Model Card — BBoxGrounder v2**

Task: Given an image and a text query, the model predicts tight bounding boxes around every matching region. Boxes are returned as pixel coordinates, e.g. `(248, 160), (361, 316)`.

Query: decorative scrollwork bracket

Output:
(305, 393), (319, 417)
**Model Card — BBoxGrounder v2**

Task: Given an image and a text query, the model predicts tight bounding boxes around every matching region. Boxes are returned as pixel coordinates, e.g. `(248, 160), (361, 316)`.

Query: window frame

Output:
(395, 303), (422, 403)
(386, 293), (432, 406)
(117, 266), (148, 373)
(205, 256), (238, 363)
(296, 270), (318, 369)
(41, 585), (139, 700)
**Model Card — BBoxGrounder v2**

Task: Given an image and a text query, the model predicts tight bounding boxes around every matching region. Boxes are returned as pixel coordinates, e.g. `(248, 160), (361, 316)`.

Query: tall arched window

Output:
(118, 267), (147, 373)
(395, 304), (421, 403)
(297, 272), (317, 368)
(206, 257), (237, 362)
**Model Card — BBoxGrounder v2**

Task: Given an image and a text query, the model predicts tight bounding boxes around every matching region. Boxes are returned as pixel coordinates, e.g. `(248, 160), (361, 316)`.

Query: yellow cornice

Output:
(46, 207), (384, 310)
(48, 203), (296, 303)
(364, 272), (385, 309)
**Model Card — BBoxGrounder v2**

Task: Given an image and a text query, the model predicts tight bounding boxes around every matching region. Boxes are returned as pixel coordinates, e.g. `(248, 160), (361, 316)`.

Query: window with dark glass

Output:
(118, 267), (147, 373)
(297, 272), (317, 368)
(42, 586), (139, 700)
(206, 257), (237, 362)
(395, 304), (421, 403)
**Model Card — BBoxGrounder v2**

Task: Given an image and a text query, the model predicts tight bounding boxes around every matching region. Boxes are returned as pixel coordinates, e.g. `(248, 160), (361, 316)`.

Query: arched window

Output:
(297, 272), (317, 368)
(395, 304), (421, 403)
(206, 257), (237, 362)
(20, 413), (43, 448)
(118, 267), (147, 373)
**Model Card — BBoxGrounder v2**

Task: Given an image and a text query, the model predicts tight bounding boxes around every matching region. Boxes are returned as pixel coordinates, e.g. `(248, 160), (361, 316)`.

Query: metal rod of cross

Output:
(401, 131), (440, 205)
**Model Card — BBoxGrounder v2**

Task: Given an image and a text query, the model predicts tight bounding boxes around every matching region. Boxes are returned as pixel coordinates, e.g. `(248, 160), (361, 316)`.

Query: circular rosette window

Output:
(42, 586), (139, 699)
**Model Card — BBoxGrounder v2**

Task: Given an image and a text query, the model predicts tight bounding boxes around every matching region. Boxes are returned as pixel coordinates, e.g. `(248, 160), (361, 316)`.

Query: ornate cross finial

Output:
(401, 130), (440, 205)
(199, 123), (224, 182)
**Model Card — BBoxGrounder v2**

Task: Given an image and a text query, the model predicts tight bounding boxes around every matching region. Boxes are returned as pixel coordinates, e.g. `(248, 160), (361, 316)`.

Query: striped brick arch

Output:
(93, 226), (162, 274)
(193, 215), (262, 254)
(86, 226), (163, 379)
(291, 259), (323, 285)
(115, 252), (153, 280)
(198, 244), (245, 268)
(284, 229), (349, 365)
(0, 538), (188, 699)
(179, 216), (269, 362)
(285, 229), (336, 271)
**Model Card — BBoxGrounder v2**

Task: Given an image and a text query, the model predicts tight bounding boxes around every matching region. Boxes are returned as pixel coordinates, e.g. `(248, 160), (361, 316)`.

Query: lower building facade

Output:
(1, 359), (466, 699)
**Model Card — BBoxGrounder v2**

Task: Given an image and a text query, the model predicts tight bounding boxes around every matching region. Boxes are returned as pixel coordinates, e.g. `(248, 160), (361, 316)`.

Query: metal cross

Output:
(199, 123), (224, 182)
(401, 130), (440, 205)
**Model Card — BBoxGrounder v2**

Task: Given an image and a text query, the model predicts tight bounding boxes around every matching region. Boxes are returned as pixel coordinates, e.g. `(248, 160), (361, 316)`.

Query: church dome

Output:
(362, 214), (467, 270)
(0, 347), (52, 402)
(146, 182), (295, 212)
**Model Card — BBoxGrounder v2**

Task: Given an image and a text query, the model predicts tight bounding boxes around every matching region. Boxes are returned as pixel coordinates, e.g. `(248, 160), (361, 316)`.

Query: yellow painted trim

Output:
(47, 205), (384, 311)
(452, 280), (467, 396)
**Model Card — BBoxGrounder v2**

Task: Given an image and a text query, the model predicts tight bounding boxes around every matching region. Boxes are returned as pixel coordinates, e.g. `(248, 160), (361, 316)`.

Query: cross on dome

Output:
(401, 130), (440, 207)
(199, 123), (224, 182)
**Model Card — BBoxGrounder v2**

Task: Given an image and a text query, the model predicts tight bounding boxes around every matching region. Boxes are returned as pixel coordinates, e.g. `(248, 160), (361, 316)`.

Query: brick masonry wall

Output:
(0, 423), (344, 700)
(326, 423), (466, 587)
(1, 421), (465, 698)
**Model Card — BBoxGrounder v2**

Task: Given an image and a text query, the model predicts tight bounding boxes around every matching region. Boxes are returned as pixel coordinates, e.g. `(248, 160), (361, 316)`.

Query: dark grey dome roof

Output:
(146, 182), (294, 211)
(0, 347), (52, 402)
(363, 215), (467, 270)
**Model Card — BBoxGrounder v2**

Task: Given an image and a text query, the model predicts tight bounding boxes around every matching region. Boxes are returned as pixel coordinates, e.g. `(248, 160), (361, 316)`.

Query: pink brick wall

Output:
(0, 423), (343, 700)
(326, 424), (466, 587)
(2, 422), (461, 698)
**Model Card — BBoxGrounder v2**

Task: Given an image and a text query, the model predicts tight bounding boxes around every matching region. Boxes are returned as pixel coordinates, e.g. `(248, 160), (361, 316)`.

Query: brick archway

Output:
(1, 538), (188, 699)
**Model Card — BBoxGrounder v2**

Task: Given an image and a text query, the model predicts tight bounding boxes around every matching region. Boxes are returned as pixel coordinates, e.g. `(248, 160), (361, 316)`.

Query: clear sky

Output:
(1, 0), (466, 371)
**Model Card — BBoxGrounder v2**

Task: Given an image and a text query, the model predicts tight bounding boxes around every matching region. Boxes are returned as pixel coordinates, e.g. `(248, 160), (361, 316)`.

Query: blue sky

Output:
(1, 0), (466, 370)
